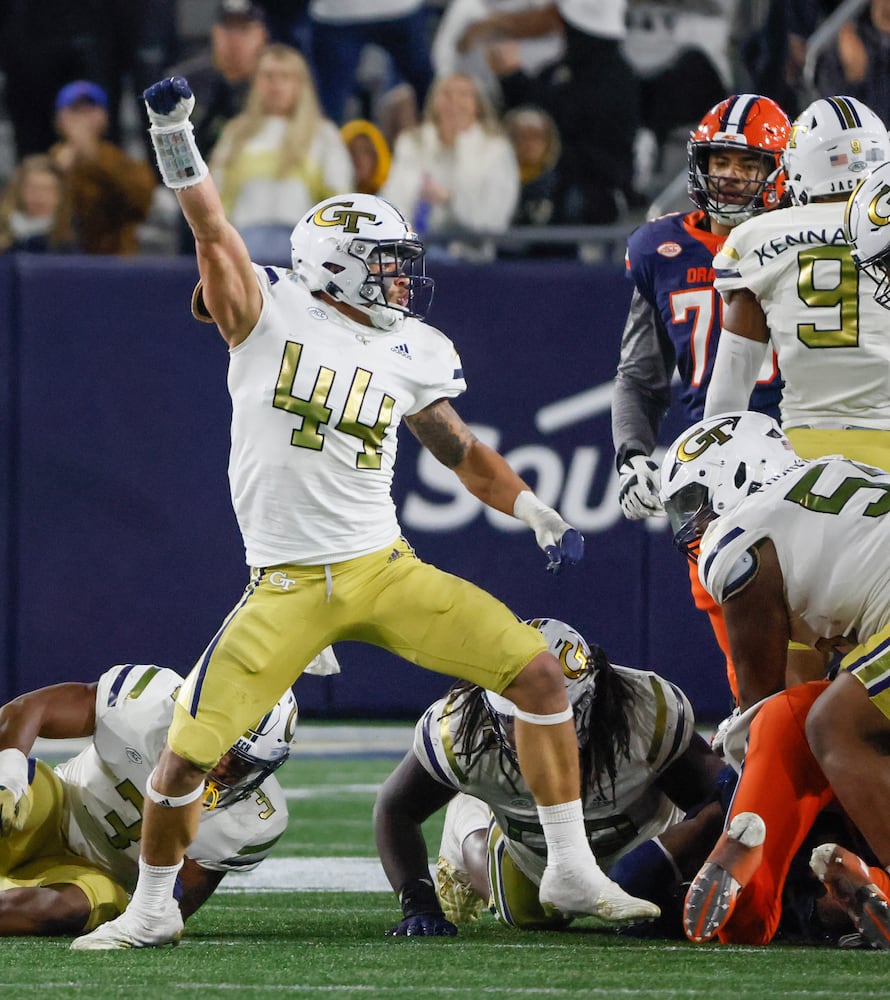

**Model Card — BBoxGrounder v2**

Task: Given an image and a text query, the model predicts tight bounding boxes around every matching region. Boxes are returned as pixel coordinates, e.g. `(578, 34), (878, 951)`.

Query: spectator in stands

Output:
(380, 72), (520, 258)
(376, 83), (421, 150)
(432, 0), (565, 109)
(815, 0), (890, 124)
(503, 105), (561, 226)
(0, 155), (76, 254)
(49, 81), (156, 256)
(455, 0), (640, 223)
(307, 0), (434, 125)
(340, 119), (392, 195)
(741, 0), (843, 120)
(210, 43), (354, 232)
(165, 0), (270, 159)
(0, 1), (158, 158)
(623, 1), (733, 177)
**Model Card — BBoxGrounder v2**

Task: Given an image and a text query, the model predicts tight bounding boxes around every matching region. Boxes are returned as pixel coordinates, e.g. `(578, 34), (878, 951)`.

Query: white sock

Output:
(129, 857), (183, 914)
(537, 799), (601, 871)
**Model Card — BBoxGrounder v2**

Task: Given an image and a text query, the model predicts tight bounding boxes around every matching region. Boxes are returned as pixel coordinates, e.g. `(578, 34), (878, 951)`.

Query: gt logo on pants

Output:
(268, 571), (297, 591)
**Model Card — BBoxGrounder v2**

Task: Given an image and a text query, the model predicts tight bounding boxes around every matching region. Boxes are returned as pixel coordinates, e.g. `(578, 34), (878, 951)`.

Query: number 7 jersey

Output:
(713, 201), (890, 430)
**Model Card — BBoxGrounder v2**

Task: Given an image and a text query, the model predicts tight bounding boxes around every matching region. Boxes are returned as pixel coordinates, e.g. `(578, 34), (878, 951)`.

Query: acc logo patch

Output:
(657, 241), (682, 258)
(308, 306), (328, 321)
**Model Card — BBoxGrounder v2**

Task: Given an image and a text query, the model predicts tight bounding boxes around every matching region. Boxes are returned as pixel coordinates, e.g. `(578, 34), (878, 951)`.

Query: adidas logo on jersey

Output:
(391, 343), (412, 359)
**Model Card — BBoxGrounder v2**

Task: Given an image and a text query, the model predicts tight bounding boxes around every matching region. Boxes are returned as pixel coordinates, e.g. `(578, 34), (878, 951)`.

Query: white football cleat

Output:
(70, 904), (183, 950)
(539, 863), (660, 925)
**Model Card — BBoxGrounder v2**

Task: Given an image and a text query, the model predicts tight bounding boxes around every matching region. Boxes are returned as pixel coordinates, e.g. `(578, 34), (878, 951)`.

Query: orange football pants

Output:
(717, 681), (890, 944)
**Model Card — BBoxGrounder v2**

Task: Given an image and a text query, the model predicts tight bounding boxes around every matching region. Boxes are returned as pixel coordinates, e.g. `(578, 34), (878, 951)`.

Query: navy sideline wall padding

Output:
(0, 255), (732, 722)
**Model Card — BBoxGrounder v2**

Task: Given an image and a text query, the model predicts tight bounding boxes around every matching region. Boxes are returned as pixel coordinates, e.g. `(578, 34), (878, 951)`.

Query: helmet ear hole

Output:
(734, 463), (747, 489)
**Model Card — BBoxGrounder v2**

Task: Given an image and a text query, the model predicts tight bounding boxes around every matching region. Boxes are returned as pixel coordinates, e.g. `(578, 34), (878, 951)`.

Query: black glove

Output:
(385, 878), (458, 938)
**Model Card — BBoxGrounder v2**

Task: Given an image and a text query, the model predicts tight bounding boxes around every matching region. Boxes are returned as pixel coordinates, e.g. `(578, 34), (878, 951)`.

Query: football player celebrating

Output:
(612, 94), (789, 706)
(0, 663), (294, 937)
(70, 75), (657, 949)
(659, 411), (890, 947)
(374, 618), (726, 936)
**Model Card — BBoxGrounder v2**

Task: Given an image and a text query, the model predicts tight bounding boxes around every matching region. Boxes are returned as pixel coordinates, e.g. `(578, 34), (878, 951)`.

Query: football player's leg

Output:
(361, 550), (658, 925)
(808, 629), (890, 867)
(487, 821), (568, 931)
(0, 760), (128, 935)
(436, 794), (489, 924)
(810, 843), (890, 949)
(685, 682), (835, 945)
(0, 862), (128, 936)
(0, 759), (59, 878)
(610, 799), (727, 940)
(73, 569), (333, 950)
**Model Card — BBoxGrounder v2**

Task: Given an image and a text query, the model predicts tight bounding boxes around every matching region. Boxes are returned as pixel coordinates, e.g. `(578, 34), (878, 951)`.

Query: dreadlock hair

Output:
(582, 644), (634, 801)
(445, 680), (525, 795)
(440, 647), (635, 805)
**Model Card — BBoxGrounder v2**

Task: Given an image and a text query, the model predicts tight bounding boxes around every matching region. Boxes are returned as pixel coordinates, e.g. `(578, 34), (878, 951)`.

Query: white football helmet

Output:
(660, 412), (798, 559)
(484, 618), (597, 751)
(783, 96), (887, 205)
(845, 160), (890, 309)
(203, 687), (298, 809)
(290, 193), (434, 330)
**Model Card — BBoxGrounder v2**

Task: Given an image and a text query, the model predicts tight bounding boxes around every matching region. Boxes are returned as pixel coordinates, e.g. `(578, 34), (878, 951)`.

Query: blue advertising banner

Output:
(1, 255), (731, 722)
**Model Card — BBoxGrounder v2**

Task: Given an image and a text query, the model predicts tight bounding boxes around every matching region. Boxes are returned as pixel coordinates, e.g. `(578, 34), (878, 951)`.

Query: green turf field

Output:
(6, 753), (890, 998)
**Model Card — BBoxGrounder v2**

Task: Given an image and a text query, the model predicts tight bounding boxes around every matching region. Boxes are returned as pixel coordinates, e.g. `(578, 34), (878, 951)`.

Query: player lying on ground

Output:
(0, 663), (294, 935)
(374, 618), (727, 936)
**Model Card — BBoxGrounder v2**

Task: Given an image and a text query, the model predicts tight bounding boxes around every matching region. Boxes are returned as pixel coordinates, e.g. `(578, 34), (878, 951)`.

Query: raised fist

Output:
(143, 77), (195, 127)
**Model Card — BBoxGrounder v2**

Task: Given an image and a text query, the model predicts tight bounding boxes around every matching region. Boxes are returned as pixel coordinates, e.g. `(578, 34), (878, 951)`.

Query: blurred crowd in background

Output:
(0, 0), (883, 261)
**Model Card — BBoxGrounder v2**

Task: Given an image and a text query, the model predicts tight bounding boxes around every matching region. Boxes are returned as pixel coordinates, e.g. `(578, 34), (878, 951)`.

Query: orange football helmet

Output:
(687, 94), (791, 227)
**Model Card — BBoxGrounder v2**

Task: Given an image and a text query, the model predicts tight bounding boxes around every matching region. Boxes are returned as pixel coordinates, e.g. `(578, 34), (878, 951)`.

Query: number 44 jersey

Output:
(713, 201), (890, 430)
(700, 456), (890, 647)
(228, 265), (466, 568)
(55, 663), (288, 892)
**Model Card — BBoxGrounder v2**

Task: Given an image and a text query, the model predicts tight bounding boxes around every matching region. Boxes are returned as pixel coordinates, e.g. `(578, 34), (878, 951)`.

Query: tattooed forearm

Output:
(405, 400), (476, 468)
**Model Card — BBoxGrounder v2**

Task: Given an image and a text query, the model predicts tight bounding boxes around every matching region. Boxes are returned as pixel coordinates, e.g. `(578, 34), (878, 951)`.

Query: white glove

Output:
(617, 455), (665, 520)
(513, 491), (584, 574)
(0, 748), (31, 836)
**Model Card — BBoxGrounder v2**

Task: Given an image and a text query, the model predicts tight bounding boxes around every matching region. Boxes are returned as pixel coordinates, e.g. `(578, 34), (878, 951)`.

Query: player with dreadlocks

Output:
(374, 618), (726, 936)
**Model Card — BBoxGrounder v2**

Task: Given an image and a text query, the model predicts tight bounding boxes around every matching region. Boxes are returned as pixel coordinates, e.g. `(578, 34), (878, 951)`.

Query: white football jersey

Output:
(699, 457), (890, 646)
(55, 664), (288, 891)
(413, 668), (693, 883)
(713, 201), (890, 430)
(228, 265), (467, 567)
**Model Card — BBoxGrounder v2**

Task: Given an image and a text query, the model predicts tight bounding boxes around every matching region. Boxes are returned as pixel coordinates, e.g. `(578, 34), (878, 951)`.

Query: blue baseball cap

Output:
(55, 80), (109, 112)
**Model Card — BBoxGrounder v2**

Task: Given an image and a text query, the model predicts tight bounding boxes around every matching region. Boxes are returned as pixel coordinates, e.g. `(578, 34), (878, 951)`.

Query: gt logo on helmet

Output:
(677, 416), (741, 462)
(312, 202), (379, 232)
(867, 183), (890, 229)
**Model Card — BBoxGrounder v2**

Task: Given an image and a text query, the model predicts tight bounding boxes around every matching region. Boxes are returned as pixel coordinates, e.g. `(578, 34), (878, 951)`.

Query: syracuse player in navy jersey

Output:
(611, 94), (790, 705)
